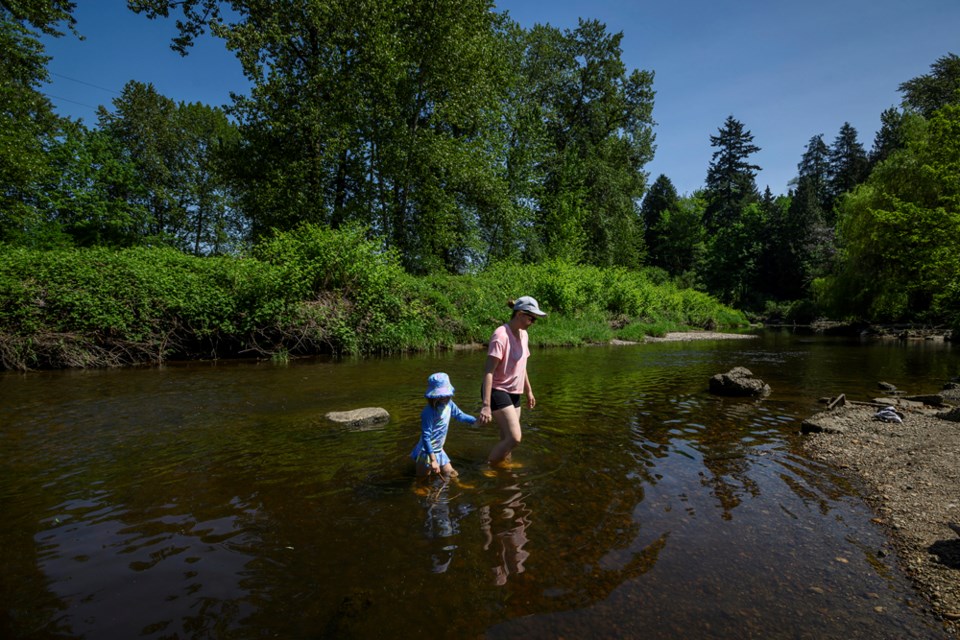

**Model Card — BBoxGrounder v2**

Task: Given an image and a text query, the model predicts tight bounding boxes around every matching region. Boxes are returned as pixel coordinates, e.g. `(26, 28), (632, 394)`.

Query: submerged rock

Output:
(325, 407), (390, 428)
(708, 367), (771, 397)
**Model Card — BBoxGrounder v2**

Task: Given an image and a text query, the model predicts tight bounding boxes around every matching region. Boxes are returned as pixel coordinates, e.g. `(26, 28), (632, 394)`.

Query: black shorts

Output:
(488, 388), (521, 411)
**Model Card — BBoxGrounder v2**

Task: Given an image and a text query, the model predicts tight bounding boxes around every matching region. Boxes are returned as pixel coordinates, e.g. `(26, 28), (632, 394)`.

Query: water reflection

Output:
(1, 334), (956, 638)
(480, 481), (532, 586)
(417, 478), (472, 574)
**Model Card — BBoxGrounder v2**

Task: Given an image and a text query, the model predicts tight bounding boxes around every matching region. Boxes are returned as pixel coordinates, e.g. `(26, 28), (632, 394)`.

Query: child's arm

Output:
(449, 400), (477, 425)
(420, 407), (441, 473)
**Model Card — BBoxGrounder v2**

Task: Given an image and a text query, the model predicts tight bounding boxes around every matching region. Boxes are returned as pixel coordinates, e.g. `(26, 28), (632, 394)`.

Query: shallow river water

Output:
(2, 330), (959, 639)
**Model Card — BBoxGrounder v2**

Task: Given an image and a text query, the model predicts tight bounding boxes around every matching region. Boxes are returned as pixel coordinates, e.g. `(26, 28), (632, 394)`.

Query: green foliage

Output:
(0, 12), (64, 245)
(252, 224), (427, 354)
(899, 52), (960, 118)
(525, 19), (655, 268)
(0, 222), (745, 369)
(1, 0), (77, 36)
(821, 104), (960, 323)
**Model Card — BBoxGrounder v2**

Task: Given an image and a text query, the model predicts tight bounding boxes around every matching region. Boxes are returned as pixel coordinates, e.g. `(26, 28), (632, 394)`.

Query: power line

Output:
(44, 93), (100, 111)
(50, 72), (121, 95)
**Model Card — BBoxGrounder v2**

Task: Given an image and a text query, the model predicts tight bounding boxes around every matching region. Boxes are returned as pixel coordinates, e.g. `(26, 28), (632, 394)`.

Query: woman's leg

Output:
(488, 405), (522, 465)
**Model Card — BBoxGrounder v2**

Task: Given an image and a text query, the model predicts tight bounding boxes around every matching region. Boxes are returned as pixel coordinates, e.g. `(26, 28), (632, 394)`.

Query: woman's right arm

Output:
(479, 354), (499, 424)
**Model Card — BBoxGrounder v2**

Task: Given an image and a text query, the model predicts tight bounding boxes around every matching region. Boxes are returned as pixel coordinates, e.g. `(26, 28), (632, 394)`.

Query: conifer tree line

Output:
(2, 1), (959, 326)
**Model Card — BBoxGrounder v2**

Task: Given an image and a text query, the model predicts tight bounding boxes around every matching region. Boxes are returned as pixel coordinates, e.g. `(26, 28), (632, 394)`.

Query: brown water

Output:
(2, 330), (958, 639)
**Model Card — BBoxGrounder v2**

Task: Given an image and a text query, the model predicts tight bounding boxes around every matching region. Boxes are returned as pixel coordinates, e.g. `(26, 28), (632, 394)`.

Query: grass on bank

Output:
(0, 224), (748, 370)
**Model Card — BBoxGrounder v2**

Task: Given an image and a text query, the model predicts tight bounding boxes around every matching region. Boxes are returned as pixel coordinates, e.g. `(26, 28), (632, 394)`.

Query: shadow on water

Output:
(1, 330), (957, 638)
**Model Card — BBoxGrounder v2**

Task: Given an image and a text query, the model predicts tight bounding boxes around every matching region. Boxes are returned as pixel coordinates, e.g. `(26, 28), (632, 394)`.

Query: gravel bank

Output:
(802, 387), (960, 635)
(643, 331), (759, 342)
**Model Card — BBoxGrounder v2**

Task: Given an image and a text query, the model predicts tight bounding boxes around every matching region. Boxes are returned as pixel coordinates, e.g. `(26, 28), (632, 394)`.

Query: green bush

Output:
(0, 233), (748, 370)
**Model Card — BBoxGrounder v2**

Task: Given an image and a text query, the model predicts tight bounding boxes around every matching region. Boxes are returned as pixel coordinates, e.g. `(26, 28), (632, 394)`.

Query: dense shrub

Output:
(0, 227), (747, 370)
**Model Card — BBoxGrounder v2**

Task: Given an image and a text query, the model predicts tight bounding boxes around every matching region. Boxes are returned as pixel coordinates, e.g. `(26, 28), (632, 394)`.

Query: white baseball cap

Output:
(512, 296), (547, 317)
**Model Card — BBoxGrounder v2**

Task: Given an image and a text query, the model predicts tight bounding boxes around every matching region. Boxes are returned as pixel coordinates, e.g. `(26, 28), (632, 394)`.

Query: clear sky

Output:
(41, 0), (960, 196)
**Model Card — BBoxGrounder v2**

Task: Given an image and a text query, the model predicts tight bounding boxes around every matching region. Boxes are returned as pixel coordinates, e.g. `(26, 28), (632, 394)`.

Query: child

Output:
(411, 372), (476, 479)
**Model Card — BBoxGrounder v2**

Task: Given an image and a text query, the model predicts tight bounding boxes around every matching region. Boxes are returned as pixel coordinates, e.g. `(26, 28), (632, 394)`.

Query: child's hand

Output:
(430, 459), (441, 475)
(479, 406), (492, 424)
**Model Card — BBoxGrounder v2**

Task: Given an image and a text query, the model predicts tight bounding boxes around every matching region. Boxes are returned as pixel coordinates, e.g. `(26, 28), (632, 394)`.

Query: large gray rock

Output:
(325, 407), (390, 428)
(709, 367), (771, 397)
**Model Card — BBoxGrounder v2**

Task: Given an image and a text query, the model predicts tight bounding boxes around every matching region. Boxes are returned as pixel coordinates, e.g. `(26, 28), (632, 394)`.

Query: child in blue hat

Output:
(411, 372), (477, 479)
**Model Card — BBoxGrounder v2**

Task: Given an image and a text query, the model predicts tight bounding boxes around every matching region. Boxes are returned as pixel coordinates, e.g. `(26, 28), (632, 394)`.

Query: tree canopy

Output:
(1, 5), (958, 328)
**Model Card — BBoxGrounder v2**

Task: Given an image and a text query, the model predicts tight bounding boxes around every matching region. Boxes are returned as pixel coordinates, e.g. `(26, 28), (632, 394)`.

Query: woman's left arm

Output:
(524, 373), (536, 409)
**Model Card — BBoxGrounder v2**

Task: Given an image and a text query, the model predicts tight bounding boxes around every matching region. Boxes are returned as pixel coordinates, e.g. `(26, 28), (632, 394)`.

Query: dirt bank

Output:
(802, 387), (960, 635)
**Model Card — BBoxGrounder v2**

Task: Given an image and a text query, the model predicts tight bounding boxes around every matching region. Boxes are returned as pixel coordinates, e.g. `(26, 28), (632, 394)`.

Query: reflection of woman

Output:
(478, 296), (547, 466)
(480, 493), (532, 585)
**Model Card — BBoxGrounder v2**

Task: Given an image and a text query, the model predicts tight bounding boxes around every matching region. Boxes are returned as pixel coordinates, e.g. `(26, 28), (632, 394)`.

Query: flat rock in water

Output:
(325, 407), (390, 428)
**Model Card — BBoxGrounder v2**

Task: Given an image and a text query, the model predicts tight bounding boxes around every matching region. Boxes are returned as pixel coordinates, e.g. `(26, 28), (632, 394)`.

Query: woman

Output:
(478, 296), (547, 465)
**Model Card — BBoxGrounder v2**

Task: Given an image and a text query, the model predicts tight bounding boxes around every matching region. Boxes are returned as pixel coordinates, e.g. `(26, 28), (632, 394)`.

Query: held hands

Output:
(479, 406), (492, 424)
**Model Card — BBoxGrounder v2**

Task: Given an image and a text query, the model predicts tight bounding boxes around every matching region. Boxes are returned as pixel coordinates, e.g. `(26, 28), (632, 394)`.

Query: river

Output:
(1, 330), (957, 638)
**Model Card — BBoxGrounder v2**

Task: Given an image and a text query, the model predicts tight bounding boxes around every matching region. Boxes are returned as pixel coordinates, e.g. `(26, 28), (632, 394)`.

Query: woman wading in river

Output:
(478, 296), (547, 466)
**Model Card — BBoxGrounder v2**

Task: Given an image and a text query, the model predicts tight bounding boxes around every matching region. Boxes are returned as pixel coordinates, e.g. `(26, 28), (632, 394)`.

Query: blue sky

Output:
(41, 0), (960, 196)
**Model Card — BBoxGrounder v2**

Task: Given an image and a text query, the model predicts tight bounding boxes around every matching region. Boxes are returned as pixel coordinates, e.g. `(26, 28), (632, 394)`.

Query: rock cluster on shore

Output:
(801, 378), (960, 633)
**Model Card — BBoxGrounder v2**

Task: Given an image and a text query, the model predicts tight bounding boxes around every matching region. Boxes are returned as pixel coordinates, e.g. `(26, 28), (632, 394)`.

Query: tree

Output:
(703, 200), (765, 307)
(94, 81), (241, 252)
(640, 174), (679, 269)
(526, 19), (656, 268)
(757, 187), (816, 301)
(652, 191), (705, 280)
(821, 104), (960, 322)
(899, 52), (960, 118)
(1, 0), (77, 36)
(41, 119), (148, 247)
(870, 107), (907, 166)
(703, 116), (760, 232)
(797, 134), (830, 211)
(825, 122), (868, 217)
(175, 101), (242, 254)
(132, 0), (515, 274)
(97, 81), (184, 243)
(0, 7), (70, 245)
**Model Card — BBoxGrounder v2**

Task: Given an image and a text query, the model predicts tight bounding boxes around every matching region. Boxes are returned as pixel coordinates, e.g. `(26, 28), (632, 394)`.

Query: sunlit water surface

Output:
(2, 330), (958, 639)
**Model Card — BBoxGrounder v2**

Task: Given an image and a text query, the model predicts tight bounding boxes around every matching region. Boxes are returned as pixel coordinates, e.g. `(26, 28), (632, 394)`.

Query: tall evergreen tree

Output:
(797, 134), (830, 211)
(826, 122), (869, 217)
(761, 184), (819, 300)
(640, 174), (679, 269)
(870, 107), (907, 166)
(703, 116), (760, 232)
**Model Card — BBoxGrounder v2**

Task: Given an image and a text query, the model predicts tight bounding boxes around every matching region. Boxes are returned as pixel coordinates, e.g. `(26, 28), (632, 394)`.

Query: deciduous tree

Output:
(898, 52), (960, 118)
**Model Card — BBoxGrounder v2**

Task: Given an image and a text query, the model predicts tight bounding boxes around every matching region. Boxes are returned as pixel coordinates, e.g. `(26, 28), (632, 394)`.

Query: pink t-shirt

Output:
(488, 324), (529, 394)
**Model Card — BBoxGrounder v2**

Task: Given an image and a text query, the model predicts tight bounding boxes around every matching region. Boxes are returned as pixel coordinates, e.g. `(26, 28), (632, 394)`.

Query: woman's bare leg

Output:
(488, 406), (522, 465)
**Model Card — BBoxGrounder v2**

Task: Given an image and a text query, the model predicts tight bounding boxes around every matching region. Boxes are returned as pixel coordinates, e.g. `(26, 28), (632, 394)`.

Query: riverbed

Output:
(2, 330), (957, 638)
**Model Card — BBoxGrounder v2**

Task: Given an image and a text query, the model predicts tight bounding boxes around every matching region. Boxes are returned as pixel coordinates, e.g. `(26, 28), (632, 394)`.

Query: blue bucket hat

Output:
(425, 372), (455, 398)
